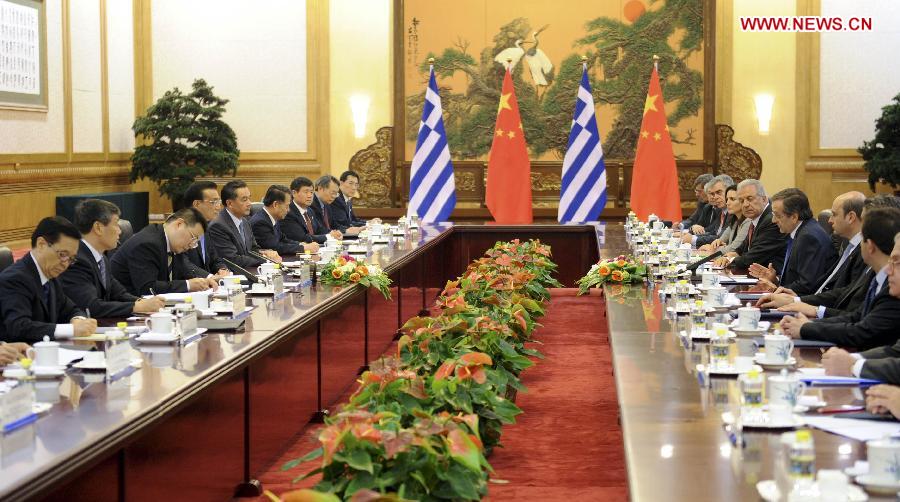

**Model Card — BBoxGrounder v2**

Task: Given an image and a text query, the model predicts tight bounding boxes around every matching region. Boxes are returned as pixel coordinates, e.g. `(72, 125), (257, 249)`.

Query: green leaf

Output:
(445, 428), (482, 472)
(344, 448), (374, 474)
(345, 471), (376, 495)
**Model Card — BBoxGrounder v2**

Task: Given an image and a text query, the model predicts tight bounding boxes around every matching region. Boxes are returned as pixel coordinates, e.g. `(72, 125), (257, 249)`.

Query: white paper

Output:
(0, 0), (41, 94)
(58, 347), (88, 366)
(804, 415), (900, 442)
(105, 341), (130, 376)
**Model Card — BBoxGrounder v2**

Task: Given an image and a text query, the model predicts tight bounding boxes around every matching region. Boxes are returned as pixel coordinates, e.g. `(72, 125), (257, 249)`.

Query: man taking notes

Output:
(111, 208), (219, 295)
(0, 217), (97, 343)
(61, 199), (165, 317)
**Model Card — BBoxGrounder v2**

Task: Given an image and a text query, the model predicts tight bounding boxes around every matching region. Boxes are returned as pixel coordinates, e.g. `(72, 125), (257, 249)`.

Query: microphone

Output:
(220, 257), (260, 283)
(686, 250), (724, 272)
(248, 250), (276, 263)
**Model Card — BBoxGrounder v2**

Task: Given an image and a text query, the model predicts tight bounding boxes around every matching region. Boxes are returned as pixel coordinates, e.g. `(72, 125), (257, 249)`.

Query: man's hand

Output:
(188, 278), (213, 292)
(216, 268), (231, 278)
(72, 317), (98, 337)
(344, 227), (364, 236)
(773, 286), (797, 296)
(303, 242), (320, 253)
(749, 262), (777, 283)
(780, 313), (810, 339)
(134, 296), (165, 314)
(821, 347), (856, 377)
(866, 385), (900, 416)
(681, 233), (694, 244)
(329, 230), (343, 240)
(756, 278), (777, 293)
(778, 302), (818, 317)
(713, 256), (731, 268)
(0, 344), (23, 366)
(690, 224), (705, 235)
(757, 293), (794, 308)
(261, 250), (282, 263)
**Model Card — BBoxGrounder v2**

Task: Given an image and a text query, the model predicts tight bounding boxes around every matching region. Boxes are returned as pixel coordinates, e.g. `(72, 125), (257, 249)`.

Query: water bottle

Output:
(691, 300), (706, 333)
(739, 368), (764, 419)
(789, 429), (816, 488)
(675, 280), (691, 310)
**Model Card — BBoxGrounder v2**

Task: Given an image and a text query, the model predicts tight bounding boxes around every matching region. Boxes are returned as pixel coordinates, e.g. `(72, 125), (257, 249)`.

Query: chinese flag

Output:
(630, 64), (682, 222)
(486, 68), (533, 224)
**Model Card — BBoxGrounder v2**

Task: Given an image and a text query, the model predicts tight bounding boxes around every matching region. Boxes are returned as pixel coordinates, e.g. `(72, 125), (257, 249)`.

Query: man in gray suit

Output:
(207, 180), (281, 272)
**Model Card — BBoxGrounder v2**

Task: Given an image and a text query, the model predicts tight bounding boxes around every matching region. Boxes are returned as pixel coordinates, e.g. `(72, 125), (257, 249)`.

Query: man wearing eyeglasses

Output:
(0, 216), (98, 343)
(183, 180), (231, 278)
(111, 207), (219, 295)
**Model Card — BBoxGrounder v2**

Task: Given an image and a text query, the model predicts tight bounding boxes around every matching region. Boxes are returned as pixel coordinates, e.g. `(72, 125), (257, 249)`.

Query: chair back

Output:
(0, 246), (13, 273)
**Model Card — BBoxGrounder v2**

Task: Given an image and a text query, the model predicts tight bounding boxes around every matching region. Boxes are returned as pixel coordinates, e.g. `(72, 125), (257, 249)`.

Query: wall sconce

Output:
(349, 94), (371, 139)
(754, 93), (775, 135)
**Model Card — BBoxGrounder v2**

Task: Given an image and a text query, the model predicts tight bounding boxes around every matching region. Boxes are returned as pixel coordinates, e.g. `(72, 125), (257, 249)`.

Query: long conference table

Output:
(0, 224), (600, 502)
(1, 223), (888, 501)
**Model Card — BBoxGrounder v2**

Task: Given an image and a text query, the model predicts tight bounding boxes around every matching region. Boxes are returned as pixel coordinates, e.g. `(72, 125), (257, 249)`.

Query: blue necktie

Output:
(200, 235), (207, 263)
(348, 198), (353, 218)
(41, 282), (51, 305)
(780, 237), (794, 279)
(815, 242), (855, 294)
(862, 277), (880, 316)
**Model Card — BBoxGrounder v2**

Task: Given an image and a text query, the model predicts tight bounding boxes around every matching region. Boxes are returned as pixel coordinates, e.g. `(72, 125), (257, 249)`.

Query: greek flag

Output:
(558, 65), (607, 223)
(408, 66), (456, 222)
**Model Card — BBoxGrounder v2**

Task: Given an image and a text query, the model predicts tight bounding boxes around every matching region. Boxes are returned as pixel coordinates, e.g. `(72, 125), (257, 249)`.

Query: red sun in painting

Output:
(624, 0), (646, 23)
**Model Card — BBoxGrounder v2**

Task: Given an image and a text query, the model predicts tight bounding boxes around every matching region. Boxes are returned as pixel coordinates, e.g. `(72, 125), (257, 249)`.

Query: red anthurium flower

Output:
(318, 425), (345, 464)
(350, 423), (382, 444)
(459, 352), (493, 366)
(435, 361), (456, 380)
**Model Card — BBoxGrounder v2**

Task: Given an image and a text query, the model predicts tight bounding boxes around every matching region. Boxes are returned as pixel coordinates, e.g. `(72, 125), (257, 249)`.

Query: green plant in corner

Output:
(860, 92), (900, 191)
(131, 79), (239, 209)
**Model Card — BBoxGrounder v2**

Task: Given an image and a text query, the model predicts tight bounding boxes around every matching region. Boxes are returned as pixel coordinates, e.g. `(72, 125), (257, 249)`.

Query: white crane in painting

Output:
(524, 25), (552, 87)
(494, 39), (525, 70)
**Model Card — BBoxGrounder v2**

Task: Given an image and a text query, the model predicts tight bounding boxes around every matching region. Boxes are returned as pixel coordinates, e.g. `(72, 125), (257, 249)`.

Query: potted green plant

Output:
(131, 79), (240, 209)
(860, 92), (900, 192)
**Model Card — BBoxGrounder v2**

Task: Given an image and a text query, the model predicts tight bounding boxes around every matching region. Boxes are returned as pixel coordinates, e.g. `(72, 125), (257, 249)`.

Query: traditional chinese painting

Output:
(401, 0), (709, 163)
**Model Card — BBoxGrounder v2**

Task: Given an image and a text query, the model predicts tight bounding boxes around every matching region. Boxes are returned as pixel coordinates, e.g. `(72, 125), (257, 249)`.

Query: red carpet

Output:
(250, 289), (627, 501)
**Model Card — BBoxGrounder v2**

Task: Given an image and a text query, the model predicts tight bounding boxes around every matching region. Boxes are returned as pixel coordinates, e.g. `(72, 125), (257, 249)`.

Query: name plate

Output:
(1, 384), (35, 432)
(105, 340), (131, 378)
(179, 311), (198, 338)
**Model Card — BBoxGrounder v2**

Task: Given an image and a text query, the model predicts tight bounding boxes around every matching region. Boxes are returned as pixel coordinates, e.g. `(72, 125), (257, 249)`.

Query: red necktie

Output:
(322, 206), (331, 230)
(303, 212), (313, 234)
(747, 223), (755, 247)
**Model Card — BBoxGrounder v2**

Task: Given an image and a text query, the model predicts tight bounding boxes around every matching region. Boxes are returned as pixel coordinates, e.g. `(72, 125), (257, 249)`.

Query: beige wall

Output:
(719, 0), (797, 194)
(328, 0), (392, 176)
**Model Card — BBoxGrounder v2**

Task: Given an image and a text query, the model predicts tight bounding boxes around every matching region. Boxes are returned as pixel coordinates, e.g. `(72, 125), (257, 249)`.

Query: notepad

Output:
(797, 368), (880, 386)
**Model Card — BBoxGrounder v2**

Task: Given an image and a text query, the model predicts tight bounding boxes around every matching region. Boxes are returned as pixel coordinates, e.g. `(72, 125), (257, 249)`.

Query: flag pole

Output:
(652, 54), (659, 71)
(581, 54), (587, 71)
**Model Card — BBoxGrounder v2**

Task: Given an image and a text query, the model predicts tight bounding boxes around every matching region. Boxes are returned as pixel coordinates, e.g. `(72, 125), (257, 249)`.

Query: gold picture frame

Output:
(0, 0), (48, 111)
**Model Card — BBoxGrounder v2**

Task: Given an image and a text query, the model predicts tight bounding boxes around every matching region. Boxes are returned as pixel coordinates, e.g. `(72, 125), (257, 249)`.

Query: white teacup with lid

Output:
(31, 335), (60, 368)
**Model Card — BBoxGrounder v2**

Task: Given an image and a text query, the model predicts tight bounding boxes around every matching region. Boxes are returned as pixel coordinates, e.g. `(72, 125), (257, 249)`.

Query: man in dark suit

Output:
(251, 184), (318, 256)
(0, 217), (97, 343)
(111, 208), (218, 295)
(820, 230), (900, 381)
(282, 176), (337, 245)
(758, 191), (867, 314)
(781, 207), (900, 351)
(680, 173), (714, 231)
(311, 175), (362, 238)
(717, 179), (788, 271)
(682, 174), (733, 247)
(60, 199), (165, 318)
(748, 188), (837, 294)
(182, 180), (230, 278)
(330, 170), (367, 231)
(208, 179), (281, 271)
